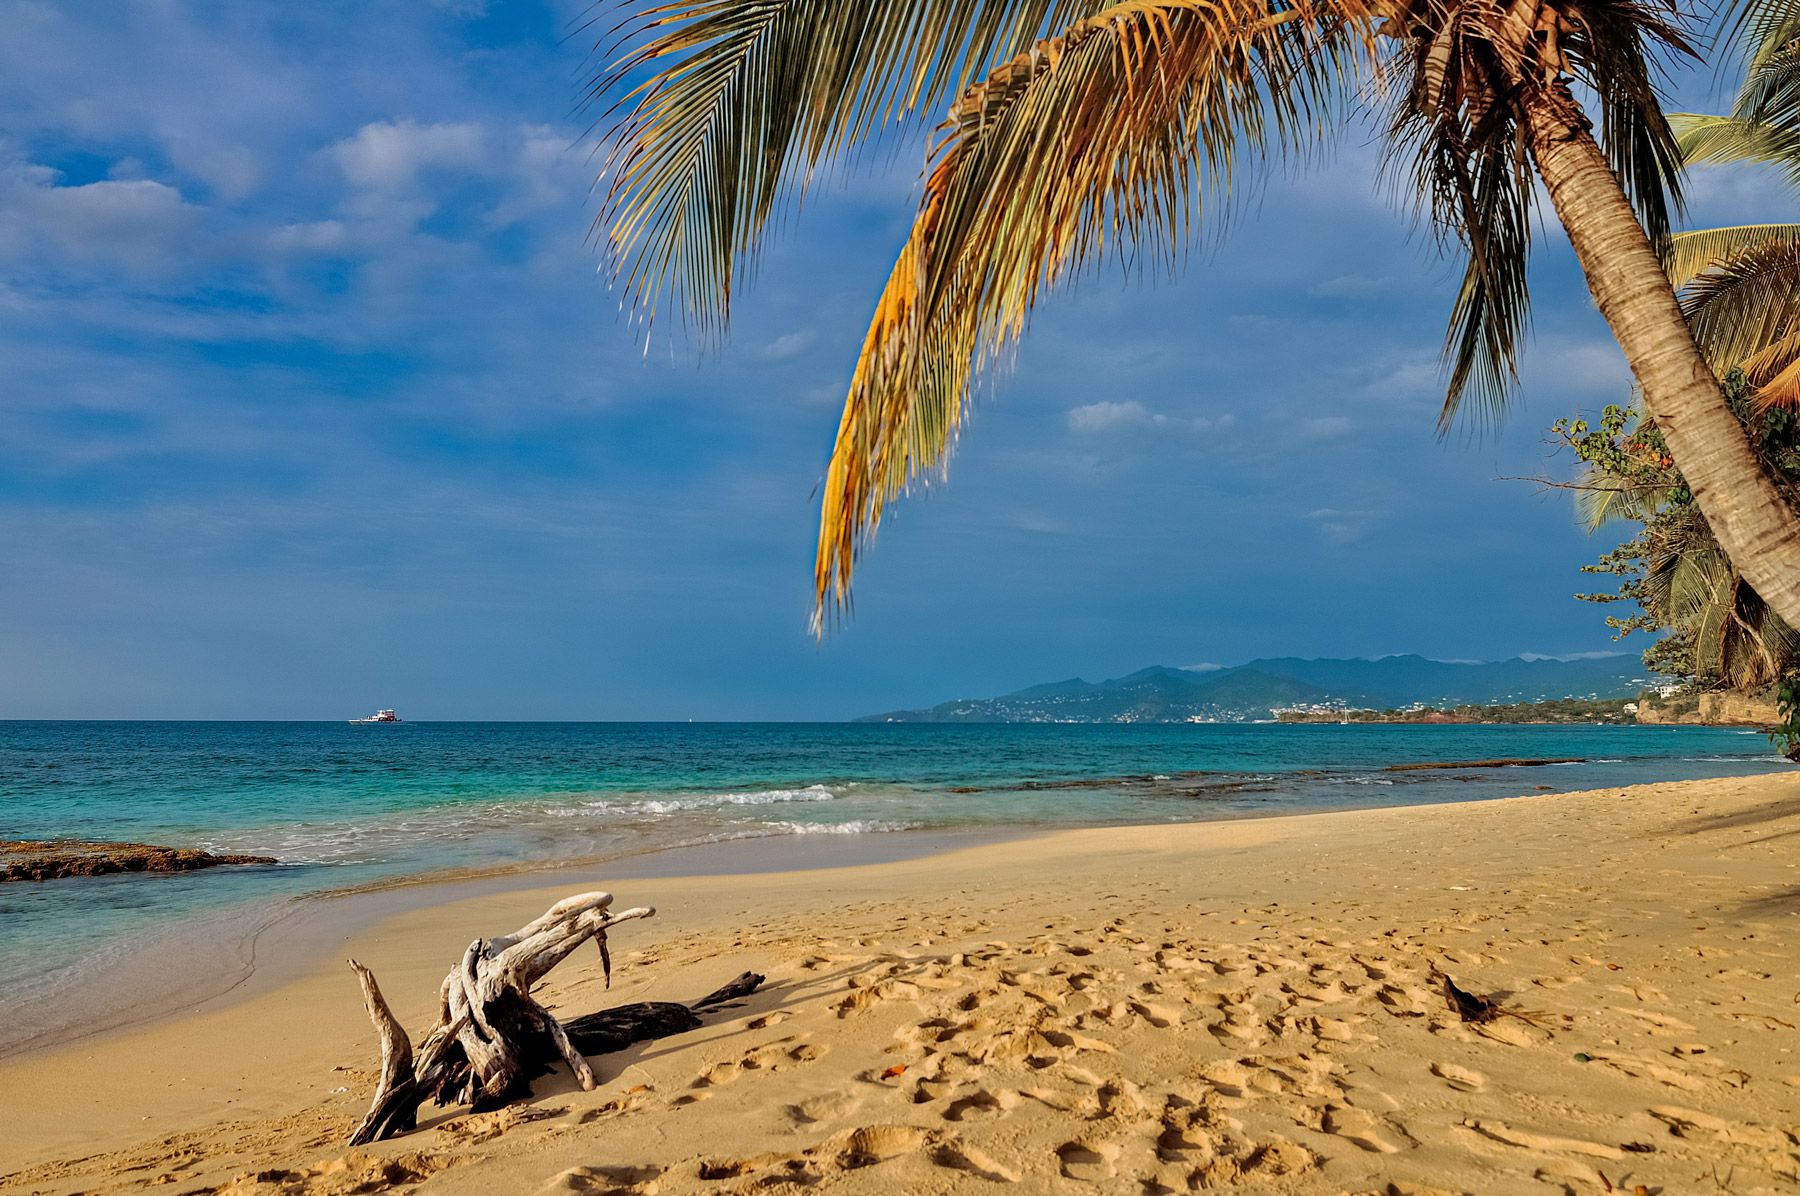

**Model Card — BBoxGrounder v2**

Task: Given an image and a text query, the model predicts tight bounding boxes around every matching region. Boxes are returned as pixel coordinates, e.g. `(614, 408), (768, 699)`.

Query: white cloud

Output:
(487, 124), (581, 229)
(329, 120), (487, 191)
(1300, 415), (1352, 442)
(266, 219), (349, 254)
(1069, 400), (1153, 432)
(1305, 507), (1382, 546)
(1308, 273), (1403, 299)
(1224, 312), (1289, 334)
(3, 165), (205, 274)
(763, 331), (815, 360)
(166, 136), (263, 202)
(1067, 400), (1232, 436)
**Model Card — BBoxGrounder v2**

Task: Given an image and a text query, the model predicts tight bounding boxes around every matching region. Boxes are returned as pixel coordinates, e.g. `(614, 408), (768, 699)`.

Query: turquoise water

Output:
(0, 720), (1787, 1029)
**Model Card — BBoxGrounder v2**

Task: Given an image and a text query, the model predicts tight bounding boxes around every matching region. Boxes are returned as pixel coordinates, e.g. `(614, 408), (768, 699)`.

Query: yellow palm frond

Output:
(1680, 237), (1800, 405)
(1739, 327), (1800, 407)
(812, 0), (1376, 622)
(1665, 223), (1800, 287)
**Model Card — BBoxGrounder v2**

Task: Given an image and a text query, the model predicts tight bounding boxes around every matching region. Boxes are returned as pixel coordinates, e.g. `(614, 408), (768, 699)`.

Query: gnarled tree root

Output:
(347, 890), (763, 1144)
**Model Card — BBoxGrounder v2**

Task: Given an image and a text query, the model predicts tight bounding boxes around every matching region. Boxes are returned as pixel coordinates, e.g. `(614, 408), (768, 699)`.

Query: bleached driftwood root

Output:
(347, 890), (763, 1145)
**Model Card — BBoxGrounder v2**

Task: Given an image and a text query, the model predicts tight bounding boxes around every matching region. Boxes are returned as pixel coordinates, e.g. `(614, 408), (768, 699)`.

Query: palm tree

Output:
(592, 0), (1800, 630)
(1666, 0), (1800, 403)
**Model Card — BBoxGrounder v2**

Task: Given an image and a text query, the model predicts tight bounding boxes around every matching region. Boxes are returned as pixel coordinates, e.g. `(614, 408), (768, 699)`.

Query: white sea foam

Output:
(628, 785), (838, 814)
(202, 783), (860, 865)
(764, 819), (912, 834)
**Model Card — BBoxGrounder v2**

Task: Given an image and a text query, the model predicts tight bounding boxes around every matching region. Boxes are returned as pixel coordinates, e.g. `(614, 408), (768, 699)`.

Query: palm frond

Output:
(592, 0), (1109, 334)
(1575, 463), (1667, 530)
(1386, 0), (1689, 428)
(1573, 0), (1691, 243)
(1681, 237), (1800, 401)
(1669, 112), (1800, 190)
(813, 0), (1375, 621)
(1713, 0), (1800, 127)
(1665, 222), (1800, 286)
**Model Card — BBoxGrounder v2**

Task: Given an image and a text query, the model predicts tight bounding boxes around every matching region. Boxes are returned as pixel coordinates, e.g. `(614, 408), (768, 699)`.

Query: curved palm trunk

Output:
(1520, 82), (1800, 630)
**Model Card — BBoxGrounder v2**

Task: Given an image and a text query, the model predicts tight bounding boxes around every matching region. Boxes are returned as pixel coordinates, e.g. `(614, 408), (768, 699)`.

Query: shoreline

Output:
(0, 825), (1042, 1062)
(6, 772), (1800, 1193)
(7, 739), (1787, 1060)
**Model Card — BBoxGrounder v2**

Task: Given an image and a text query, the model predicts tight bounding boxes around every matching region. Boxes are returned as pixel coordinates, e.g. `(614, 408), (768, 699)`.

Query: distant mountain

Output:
(857, 654), (1650, 723)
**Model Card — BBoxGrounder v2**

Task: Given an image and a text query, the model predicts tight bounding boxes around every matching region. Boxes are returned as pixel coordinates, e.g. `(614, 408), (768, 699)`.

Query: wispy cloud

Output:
(1067, 400), (1233, 437)
(1305, 507), (1383, 546)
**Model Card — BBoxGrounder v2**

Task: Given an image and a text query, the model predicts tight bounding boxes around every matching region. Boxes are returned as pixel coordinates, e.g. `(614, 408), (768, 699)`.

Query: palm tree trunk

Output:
(1521, 82), (1800, 630)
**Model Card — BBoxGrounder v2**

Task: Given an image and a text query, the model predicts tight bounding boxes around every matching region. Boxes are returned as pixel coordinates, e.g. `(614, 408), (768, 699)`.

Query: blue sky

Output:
(0, 2), (1789, 719)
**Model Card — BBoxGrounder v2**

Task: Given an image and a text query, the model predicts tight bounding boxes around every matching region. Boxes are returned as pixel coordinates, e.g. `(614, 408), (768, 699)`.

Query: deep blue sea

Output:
(0, 720), (1787, 1038)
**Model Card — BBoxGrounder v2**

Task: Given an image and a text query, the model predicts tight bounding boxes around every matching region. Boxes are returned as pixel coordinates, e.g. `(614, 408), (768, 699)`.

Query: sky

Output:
(0, 2), (1791, 720)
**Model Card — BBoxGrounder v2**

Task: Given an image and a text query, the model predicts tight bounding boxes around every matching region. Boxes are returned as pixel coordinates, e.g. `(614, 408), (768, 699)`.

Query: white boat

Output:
(349, 709), (402, 724)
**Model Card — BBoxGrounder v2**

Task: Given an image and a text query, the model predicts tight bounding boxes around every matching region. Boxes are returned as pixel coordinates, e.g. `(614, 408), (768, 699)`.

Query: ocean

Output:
(0, 719), (1787, 1047)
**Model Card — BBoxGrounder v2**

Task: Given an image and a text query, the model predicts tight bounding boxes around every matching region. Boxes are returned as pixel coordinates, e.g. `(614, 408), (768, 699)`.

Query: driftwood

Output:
(347, 890), (763, 1145)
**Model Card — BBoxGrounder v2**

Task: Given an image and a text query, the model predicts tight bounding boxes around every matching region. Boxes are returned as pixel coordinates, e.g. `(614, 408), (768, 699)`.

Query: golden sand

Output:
(3, 772), (1798, 1194)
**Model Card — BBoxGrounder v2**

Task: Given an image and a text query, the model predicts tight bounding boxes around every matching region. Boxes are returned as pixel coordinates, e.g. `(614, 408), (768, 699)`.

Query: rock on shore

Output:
(1, 839), (277, 882)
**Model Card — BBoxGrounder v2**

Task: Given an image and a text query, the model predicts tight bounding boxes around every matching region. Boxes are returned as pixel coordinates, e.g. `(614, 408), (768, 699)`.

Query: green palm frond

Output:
(1575, 462), (1667, 531)
(1728, 0), (1800, 61)
(812, 0), (1376, 620)
(1715, 0), (1800, 126)
(1669, 113), (1800, 189)
(593, 0), (1107, 333)
(1734, 40), (1800, 128)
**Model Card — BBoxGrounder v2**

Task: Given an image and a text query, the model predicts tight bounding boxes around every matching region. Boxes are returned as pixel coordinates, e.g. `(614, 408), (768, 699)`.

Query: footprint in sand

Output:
(1322, 1104), (1407, 1153)
(541, 1162), (663, 1194)
(578, 1088), (654, 1122)
(673, 1123), (1003, 1187)
(1650, 1105), (1794, 1151)
(1310, 1014), (1367, 1043)
(784, 1090), (862, 1126)
(1054, 1139), (1122, 1182)
(1461, 1118), (1624, 1159)
(690, 1038), (824, 1088)
(1128, 999), (1180, 1028)
(941, 1088), (1019, 1122)
(932, 1142), (1021, 1183)
(834, 979), (922, 1017)
(1429, 1061), (1486, 1093)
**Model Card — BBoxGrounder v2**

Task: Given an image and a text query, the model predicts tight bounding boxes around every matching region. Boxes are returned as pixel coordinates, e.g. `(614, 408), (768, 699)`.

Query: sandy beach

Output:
(3, 772), (1798, 1194)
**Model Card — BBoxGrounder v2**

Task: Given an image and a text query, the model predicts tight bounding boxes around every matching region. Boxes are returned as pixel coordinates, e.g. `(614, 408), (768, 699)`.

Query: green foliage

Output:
(1554, 370), (1800, 690)
(1770, 676), (1800, 760)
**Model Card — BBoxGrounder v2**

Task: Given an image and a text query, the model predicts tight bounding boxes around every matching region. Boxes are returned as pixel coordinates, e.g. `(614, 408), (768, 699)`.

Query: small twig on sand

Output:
(1430, 967), (1553, 1028)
